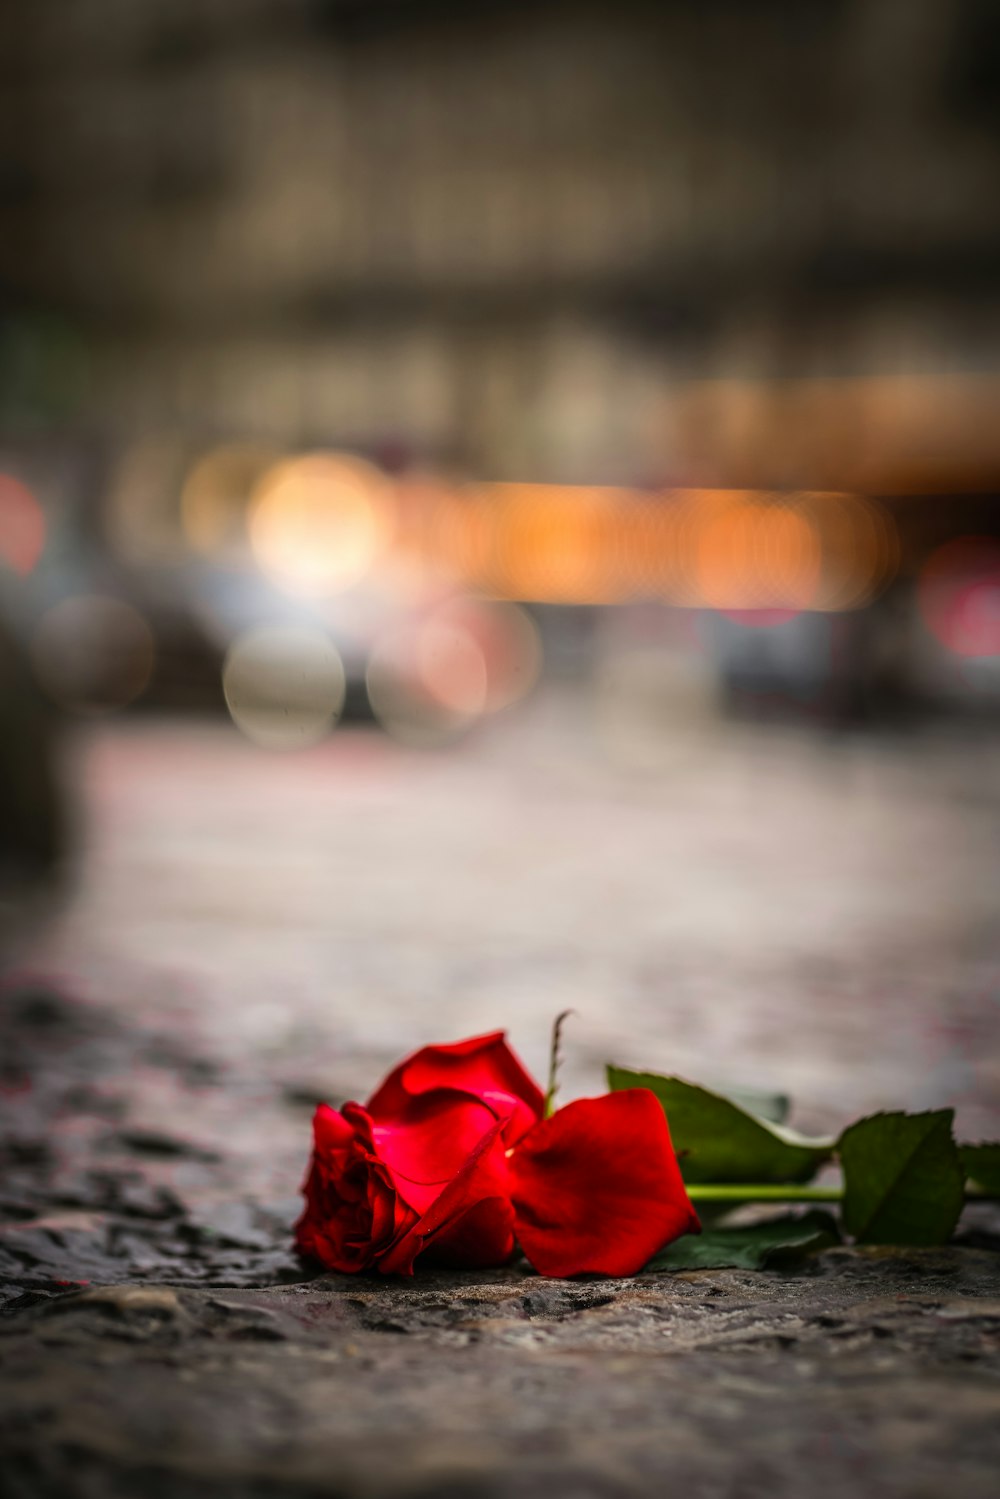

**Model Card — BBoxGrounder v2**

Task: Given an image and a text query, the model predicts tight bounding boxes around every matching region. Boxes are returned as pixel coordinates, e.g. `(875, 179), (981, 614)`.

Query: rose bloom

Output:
(295, 1031), (699, 1278)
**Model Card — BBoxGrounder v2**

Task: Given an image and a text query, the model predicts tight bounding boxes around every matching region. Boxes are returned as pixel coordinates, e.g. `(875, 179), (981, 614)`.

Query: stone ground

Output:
(2, 694), (1000, 1497)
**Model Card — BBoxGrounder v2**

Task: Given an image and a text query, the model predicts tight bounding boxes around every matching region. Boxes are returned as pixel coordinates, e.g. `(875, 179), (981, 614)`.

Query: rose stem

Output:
(685, 1184), (1000, 1203)
(686, 1185), (843, 1203)
(543, 1009), (573, 1118)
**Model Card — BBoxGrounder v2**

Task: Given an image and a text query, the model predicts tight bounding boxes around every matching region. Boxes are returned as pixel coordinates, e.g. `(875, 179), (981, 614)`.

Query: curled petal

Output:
(367, 1031), (543, 1143)
(314, 1100), (365, 1154)
(508, 1090), (700, 1277)
(420, 1195), (516, 1270)
(371, 1089), (503, 1214)
(377, 1119), (513, 1275)
(295, 1103), (412, 1273)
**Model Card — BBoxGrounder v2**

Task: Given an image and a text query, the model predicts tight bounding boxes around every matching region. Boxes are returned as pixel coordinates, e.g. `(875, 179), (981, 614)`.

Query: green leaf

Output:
(643, 1212), (840, 1272)
(606, 1066), (834, 1184)
(839, 1110), (965, 1245)
(960, 1142), (1000, 1194)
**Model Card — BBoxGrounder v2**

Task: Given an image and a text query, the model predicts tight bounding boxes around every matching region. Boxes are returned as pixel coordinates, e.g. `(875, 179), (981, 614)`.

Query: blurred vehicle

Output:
(705, 606), (894, 723)
(1, 437), (543, 750)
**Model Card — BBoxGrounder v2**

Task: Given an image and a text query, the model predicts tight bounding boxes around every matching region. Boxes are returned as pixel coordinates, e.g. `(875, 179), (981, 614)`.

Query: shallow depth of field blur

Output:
(1, 0), (998, 1138)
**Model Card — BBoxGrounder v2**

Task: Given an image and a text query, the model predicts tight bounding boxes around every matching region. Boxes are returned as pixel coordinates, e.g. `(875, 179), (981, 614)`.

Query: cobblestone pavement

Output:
(2, 699), (999, 1496)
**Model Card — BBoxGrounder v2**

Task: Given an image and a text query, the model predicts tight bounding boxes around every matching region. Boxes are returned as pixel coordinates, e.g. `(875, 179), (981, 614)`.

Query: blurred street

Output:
(4, 701), (1000, 1499)
(15, 698), (1000, 1175)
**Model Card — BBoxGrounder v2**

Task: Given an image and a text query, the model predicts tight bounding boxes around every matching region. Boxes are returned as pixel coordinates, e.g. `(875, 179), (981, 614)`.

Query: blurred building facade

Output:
(1, 0), (998, 487)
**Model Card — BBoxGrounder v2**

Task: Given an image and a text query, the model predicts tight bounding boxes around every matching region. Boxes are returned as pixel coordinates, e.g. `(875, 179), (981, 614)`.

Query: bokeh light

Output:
(368, 615), (488, 747)
(406, 485), (897, 614)
(431, 595), (543, 712)
(486, 484), (631, 604)
(693, 494), (822, 613)
(417, 620), (489, 717)
(181, 444), (279, 559)
(0, 473), (46, 576)
(366, 593), (544, 746)
(248, 452), (394, 594)
(222, 624), (347, 749)
(801, 491), (899, 612)
(623, 496), (677, 600)
(31, 595), (155, 713)
(919, 538), (1000, 659)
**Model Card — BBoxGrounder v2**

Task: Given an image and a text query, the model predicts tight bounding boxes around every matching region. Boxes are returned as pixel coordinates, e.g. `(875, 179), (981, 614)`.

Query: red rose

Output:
(295, 1030), (698, 1278)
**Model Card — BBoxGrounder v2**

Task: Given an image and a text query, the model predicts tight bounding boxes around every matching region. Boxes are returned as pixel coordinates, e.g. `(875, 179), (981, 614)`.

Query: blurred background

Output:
(1, 0), (999, 1187)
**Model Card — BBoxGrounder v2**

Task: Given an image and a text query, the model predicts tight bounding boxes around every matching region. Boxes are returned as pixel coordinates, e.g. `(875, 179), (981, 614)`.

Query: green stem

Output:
(687, 1184), (844, 1203)
(686, 1184), (1000, 1204)
(543, 1009), (573, 1119)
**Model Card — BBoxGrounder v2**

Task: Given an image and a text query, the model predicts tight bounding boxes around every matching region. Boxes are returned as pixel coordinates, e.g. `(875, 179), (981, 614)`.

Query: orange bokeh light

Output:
(403, 484), (893, 613)
(182, 444), (279, 558)
(800, 491), (899, 611)
(693, 495), (822, 612)
(248, 452), (394, 593)
(483, 484), (633, 604)
(245, 470), (897, 615)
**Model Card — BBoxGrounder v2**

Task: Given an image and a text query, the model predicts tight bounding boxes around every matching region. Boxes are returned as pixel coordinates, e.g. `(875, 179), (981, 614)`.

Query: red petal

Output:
(367, 1031), (543, 1142)
(508, 1090), (700, 1277)
(312, 1101), (361, 1153)
(370, 1089), (501, 1213)
(295, 1104), (409, 1272)
(377, 1119), (512, 1275)
(420, 1195), (515, 1270)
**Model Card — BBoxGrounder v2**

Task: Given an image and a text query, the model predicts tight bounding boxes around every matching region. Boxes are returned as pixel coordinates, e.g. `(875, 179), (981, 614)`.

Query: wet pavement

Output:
(2, 700), (999, 1496)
